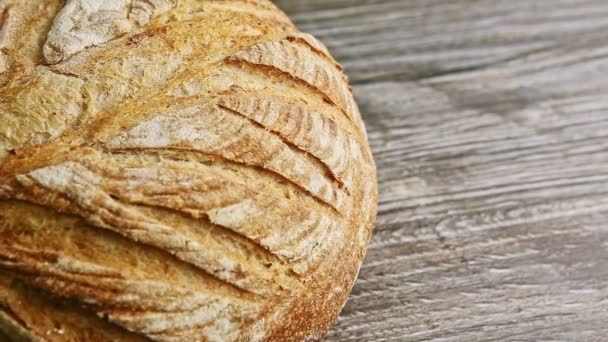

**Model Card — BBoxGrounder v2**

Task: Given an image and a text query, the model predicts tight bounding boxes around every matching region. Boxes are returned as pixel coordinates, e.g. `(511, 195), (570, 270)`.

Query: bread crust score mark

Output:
(0, 0), (378, 341)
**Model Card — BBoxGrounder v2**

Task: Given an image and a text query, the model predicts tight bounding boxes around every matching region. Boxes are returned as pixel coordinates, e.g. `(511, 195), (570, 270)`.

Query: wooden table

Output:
(275, 1), (608, 340)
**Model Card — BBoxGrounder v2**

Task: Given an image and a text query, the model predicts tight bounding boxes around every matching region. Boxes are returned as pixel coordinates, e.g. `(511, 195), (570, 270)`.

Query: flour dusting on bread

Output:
(0, 0), (377, 340)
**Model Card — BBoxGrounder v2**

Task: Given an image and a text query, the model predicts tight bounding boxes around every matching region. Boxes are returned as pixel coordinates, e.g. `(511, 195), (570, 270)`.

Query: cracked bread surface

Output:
(0, 0), (377, 341)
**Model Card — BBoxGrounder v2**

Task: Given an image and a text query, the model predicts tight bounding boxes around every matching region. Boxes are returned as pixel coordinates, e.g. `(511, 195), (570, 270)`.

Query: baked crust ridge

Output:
(0, 1), (377, 341)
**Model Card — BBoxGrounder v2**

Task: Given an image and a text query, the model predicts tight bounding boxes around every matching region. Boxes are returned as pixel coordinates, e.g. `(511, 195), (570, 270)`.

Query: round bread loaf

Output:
(0, 0), (377, 340)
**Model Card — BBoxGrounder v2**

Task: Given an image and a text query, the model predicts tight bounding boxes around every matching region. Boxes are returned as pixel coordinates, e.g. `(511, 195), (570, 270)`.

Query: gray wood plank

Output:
(277, 0), (608, 84)
(275, 1), (608, 341)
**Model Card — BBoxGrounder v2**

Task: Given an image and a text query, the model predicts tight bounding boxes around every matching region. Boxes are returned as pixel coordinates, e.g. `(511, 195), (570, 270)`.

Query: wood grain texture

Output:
(275, 0), (608, 341)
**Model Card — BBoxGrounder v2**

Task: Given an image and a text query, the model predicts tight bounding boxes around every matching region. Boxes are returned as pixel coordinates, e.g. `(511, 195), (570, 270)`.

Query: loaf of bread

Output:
(0, 0), (377, 340)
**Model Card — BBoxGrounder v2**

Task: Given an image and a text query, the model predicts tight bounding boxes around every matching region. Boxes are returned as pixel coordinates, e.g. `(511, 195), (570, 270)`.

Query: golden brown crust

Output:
(0, 0), (377, 341)
(0, 270), (148, 342)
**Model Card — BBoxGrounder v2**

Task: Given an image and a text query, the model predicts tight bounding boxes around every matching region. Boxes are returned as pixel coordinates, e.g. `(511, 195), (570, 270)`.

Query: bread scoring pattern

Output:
(0, 0), (377, 341)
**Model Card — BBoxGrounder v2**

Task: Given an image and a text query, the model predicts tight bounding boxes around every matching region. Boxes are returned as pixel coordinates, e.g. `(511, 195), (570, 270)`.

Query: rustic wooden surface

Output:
(274, 1), (608, 341)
